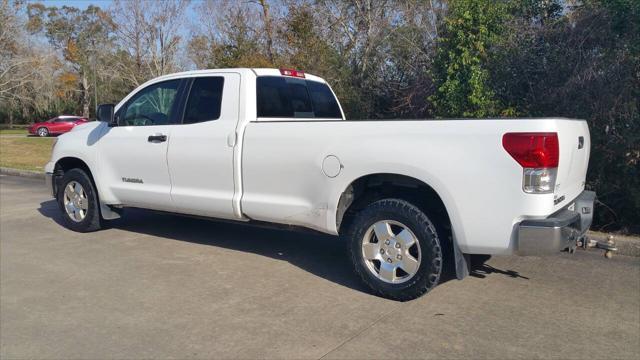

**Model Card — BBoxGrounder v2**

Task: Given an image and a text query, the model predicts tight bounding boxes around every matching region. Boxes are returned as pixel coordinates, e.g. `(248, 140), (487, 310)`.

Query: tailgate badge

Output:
(578, 136), (584, 149)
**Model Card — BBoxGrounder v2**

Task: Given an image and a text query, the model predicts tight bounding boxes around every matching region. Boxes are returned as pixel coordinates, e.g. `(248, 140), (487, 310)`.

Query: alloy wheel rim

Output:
(361, 220), (422, 284)
(38, 128), (47, 136)
(63, 181), (88, 222)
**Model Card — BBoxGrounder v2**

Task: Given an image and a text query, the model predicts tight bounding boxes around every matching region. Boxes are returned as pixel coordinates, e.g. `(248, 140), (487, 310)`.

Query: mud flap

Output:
(100, 202), (122, 220)
(453, 239), (469, 279)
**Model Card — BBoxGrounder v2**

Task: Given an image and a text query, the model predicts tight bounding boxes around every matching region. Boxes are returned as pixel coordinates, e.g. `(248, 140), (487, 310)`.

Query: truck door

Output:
(97, 79), (183, 211)
(167, 73), (241, 219)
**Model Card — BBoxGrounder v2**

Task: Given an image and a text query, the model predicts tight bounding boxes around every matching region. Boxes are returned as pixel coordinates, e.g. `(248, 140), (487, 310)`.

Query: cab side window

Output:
(183, 77), (225, 124)
(122, 80), (180, 126)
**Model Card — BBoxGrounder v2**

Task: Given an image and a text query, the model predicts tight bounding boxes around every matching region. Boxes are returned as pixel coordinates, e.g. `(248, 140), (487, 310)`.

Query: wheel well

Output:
(337, 174), (452, 239)
(53, 157), (97, 194)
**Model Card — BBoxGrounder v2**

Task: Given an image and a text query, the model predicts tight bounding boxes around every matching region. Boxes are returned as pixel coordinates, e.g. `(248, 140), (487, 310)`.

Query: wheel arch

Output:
(335, 172), (469, 280)
(336, 173), (451, 235)
(53, 156), (120, 221)
(54, 157), (97, 190)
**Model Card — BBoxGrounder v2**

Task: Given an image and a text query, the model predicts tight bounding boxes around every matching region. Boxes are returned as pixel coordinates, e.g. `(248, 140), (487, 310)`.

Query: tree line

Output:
(0, 0), (638, 232)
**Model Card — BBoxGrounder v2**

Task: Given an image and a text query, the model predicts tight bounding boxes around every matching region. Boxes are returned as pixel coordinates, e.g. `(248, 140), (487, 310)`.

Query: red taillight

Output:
(502, 132), (559, 168)
(279, 68), (305, 78)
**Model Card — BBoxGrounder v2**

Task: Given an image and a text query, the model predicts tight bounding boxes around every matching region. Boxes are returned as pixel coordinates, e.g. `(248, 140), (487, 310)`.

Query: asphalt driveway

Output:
(1, 174), (638, 359)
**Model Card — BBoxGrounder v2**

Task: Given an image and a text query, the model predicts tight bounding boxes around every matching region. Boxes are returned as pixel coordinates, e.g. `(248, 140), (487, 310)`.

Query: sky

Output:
(30, 0), (200, 43)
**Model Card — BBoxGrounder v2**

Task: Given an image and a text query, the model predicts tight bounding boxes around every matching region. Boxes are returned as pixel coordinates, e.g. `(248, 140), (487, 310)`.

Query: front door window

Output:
(122, 80), (180, 126)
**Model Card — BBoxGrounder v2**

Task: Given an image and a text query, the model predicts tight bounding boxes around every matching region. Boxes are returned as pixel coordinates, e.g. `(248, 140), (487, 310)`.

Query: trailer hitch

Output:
(576, 234), (618, 258)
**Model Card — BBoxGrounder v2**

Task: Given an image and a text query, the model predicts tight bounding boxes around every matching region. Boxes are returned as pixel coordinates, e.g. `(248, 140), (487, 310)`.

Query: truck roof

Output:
(251, 68), (326, 83)
(148, 68), (327, 84)
(113, 68), (342, 120)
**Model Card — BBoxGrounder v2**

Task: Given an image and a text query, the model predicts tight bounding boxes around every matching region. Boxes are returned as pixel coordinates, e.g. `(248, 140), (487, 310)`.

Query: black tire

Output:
(57, 168), (102, 232)
(37, 127), (49, 137)
(346, 198), (442, 301)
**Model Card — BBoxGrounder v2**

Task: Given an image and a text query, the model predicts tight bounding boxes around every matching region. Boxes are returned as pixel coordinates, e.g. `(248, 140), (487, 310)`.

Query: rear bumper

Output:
(516, 190), (596, 255)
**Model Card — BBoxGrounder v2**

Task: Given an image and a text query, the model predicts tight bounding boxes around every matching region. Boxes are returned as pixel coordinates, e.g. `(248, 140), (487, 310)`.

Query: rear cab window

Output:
(256, 76), (342, 119)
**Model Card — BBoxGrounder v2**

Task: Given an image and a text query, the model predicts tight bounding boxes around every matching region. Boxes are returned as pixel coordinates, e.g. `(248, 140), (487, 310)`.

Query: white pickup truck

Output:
(45, 68), (595, 300)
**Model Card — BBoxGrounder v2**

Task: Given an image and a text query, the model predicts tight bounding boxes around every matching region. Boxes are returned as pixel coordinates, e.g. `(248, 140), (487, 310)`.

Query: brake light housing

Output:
(503, 132), (559, 194)
(279, 68), (305, 78)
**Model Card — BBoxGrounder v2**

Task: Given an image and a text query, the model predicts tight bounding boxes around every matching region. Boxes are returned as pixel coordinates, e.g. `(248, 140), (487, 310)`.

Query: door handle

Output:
(148, 134), (167, 143)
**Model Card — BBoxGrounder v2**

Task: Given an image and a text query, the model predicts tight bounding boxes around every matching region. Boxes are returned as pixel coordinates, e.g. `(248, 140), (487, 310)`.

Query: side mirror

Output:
(96, 104), (116, 127)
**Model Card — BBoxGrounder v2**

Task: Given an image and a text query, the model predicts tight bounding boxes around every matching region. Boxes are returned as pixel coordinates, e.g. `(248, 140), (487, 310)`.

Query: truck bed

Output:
(240, 118), (590, 255)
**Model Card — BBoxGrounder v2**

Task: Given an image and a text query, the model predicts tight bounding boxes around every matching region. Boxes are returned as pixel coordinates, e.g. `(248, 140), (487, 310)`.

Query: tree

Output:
(488, 0), (640, 232)
(0, 0), (31, 119)
(110, 0), (190, 89)
(430, 0), (513, 118)
(256, 0), (275, 63)
(26, 3), (114, 117)
(0, 0), (63, 125)
(187, 0), (274, 69)
(383, 0), (444, 118)
(310, 0), (442, 118)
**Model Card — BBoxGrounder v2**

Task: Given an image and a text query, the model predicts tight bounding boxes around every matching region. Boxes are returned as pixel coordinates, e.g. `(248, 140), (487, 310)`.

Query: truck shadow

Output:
(469, 255), (530, 280)
(38, 200), (527, 295)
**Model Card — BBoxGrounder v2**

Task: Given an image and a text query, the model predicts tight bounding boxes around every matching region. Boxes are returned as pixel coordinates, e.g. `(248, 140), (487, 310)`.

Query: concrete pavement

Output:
(1, 174), (639, 359)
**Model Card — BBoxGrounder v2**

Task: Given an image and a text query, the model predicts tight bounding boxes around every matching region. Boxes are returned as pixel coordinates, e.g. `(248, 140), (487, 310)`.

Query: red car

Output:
(28, 115), (89, 137)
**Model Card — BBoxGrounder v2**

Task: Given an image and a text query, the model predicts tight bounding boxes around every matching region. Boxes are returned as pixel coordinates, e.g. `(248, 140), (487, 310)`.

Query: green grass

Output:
(0, 137), (53, 171)
(0, 129), (28, 135)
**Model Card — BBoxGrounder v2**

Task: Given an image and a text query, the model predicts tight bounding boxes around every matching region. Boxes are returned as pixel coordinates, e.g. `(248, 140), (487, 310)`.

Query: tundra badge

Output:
(122, 177), (143, 184)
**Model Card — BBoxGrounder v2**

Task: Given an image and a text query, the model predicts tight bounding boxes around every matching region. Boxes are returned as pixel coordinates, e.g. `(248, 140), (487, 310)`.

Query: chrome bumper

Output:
(45, 172), (55, 197)
(516, 191), (596, 255)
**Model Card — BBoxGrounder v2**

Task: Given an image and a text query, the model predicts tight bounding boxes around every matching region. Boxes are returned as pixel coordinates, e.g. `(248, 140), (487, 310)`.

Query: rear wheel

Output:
(37, 127), (49, 137)
(346, 198), (442, 301)
(57, 168), (102, 232)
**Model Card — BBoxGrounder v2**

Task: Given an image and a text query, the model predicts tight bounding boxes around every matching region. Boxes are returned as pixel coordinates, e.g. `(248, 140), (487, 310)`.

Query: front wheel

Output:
(346, 199), (442, 301)
(37, 127), (49, 137)
(57, 168), (102, 232)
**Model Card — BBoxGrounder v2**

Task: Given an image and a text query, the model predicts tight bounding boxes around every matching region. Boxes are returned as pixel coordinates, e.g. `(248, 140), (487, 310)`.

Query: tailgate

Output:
(554, 119), (591, 209)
